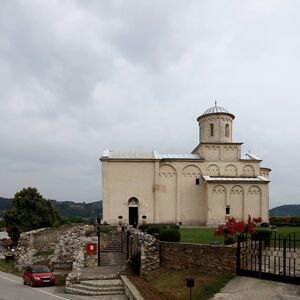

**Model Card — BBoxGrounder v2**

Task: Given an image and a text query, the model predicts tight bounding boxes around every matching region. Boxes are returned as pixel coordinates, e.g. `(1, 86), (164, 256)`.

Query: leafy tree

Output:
(4, 187), (61, 242)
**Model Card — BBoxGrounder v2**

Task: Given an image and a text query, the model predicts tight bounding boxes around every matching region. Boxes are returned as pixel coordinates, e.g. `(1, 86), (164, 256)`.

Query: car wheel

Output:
(23, 278), (26, 285)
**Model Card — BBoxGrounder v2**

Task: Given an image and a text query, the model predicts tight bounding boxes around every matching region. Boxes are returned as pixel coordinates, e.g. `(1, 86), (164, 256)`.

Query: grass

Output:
(133, 267), (234, 300)
(274, 226), (300, 237)
(180, 227), (300, 245)
(180, 228), (223, 244)
(0, 259), (23, 276)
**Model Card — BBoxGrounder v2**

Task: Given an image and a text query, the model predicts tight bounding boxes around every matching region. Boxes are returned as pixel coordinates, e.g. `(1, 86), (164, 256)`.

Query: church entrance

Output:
(129, 207), (138, 228)
(128, 197), (139, 228)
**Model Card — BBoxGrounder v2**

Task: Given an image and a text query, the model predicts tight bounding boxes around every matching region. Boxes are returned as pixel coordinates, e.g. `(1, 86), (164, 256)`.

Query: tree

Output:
(4, 187), (61, 242)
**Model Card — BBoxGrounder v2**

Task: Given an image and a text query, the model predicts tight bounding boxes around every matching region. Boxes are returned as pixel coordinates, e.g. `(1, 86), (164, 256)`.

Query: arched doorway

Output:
(128, 197), (139, 227)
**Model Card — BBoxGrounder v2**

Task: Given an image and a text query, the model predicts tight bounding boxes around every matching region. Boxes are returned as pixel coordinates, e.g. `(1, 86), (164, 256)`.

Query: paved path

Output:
(212, 276), (300, 300)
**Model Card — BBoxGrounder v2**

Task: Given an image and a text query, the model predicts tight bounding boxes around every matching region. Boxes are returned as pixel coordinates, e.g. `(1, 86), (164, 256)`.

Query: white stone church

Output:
(100, 104), (270, 226)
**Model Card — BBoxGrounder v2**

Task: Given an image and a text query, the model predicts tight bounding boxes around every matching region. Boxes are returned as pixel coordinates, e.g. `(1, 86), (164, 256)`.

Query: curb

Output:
(120, 275), (144, 300)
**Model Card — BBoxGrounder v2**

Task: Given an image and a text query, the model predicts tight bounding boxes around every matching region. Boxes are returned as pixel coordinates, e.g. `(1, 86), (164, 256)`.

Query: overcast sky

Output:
(0, 1), (299, 208)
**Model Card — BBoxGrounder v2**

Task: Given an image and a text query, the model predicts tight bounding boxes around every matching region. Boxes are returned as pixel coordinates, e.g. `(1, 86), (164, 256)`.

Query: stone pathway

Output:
(212, 276), (300, 300)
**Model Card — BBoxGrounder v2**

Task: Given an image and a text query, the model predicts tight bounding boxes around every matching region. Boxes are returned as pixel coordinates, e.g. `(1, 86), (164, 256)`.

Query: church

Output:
(100, 104), (271, 226)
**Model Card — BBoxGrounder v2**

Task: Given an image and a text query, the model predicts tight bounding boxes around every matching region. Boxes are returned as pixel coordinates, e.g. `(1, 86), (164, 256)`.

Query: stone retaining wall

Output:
(159, 242), (236, 274)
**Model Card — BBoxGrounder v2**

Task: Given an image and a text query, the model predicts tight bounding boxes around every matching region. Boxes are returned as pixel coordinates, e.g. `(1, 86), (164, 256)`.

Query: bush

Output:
(170, 225), (180, 230)
(260, 222), (269, 228)
(224, 237), (235, 245)
(159, 228), (181, 242)
(138, 224), (151, 232)
(147, 225), (165, 235)
(129, 252), (140, 275)
(252, 228), (272, 243)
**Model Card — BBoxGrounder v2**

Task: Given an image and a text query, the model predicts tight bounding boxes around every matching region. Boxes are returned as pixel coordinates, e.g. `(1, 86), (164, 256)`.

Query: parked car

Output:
(23, 265), (55, 287)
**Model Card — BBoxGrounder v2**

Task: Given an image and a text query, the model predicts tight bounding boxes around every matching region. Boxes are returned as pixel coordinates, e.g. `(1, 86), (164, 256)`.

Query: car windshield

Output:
(31, 267), (50, 273)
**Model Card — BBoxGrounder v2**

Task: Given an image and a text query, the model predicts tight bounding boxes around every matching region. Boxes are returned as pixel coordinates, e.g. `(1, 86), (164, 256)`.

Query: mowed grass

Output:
(274, 226), (300, 237)
(180, 227), (300, 245)
(142, 267), (234, 300)
(180, 228), (223, 244)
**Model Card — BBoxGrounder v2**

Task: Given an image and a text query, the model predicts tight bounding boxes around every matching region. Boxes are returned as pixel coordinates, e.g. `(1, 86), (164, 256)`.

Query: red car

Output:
(23, 265), (55, 287)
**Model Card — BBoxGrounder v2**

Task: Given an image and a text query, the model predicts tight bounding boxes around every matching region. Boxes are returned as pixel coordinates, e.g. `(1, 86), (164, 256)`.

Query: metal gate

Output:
(237, 231), (300, 284)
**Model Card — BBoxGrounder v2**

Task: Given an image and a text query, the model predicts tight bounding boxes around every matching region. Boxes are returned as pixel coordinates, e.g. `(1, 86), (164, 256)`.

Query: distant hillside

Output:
(50, 200), (102, 219)
(0, 196), (102, 219)
(269, 205), (300, 217)
(0, 197), (12, 210)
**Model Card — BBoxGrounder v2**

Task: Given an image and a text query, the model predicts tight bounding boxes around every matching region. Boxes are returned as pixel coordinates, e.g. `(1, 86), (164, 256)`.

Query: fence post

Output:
(237, 235), (241, 274)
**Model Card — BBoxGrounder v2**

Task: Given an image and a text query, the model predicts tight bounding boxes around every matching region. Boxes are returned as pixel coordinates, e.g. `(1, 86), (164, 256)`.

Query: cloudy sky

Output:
(0, 0), (299, 208)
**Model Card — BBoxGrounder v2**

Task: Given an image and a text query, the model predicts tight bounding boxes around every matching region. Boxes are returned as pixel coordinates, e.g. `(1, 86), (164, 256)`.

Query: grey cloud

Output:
(0, 0), (299, 207)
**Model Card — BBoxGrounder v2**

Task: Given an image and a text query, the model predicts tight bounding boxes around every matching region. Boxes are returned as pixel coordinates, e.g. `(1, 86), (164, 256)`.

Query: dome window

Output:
(210, 123), (214, 136)
(225, 124), (230, 138)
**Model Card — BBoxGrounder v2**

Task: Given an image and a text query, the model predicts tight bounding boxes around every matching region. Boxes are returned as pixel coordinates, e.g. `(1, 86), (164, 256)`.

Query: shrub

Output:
(147, 225), (165, 235)
(170, 225), (180, 230)
(224, 237), (235, 245)
(159, 228), (181, 242)
(260, 222), (269, 228)
(138, 224), (151, 232)
(252, 228), (272, 244)
(129, 252), (140, 275)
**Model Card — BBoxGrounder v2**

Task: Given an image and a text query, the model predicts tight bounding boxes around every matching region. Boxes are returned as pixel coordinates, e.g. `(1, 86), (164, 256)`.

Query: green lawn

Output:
(180, 227), (300, 245)
(180, 228), (224, 244)
(132, 266), (234, 300)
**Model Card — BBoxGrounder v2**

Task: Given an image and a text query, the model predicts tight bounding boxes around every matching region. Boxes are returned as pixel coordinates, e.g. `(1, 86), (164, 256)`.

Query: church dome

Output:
(200, 102), (235, 119)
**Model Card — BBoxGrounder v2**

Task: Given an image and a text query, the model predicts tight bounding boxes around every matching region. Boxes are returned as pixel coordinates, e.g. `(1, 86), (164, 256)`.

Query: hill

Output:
(50, 200), (102, 219)
(0, 196), (102, 219)
(269, 205), (300, 217)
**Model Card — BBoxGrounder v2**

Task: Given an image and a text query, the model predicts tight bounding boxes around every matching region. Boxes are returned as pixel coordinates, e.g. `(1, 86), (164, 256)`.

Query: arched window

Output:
(225, 124), (230, 137)
(210, 123), (214, 136)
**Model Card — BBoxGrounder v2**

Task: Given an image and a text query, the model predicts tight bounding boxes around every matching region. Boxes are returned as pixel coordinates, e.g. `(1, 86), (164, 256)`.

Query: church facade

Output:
(100, 105), (271, 226)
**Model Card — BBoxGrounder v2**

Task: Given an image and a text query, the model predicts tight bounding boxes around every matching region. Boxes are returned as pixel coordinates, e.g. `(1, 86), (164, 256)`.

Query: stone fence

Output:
(159, 242), (236, 274)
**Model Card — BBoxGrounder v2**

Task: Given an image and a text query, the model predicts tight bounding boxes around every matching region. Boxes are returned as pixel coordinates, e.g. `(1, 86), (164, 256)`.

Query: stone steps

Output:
(66, 279), (125, 296)
(81, 279), (123, 288)
(66, 287), (124, 296)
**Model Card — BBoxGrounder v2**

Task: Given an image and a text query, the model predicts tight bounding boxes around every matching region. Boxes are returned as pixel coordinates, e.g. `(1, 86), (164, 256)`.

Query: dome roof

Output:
(202, 105), (230, 115)
(198, 102), (235, 120)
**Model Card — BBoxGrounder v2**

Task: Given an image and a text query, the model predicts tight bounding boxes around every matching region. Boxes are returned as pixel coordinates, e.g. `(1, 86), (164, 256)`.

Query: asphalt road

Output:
(0, 270), (122, 300)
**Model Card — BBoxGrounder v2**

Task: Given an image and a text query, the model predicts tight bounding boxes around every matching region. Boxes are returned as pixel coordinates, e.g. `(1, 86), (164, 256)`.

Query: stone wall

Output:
(16, 224), (114, 270)
(159, 242), (236, 274)
(128, 229), (160, 275)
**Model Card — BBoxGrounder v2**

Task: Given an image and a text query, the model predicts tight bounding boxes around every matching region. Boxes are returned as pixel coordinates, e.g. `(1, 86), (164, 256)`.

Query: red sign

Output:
(86, 243), (97, 254)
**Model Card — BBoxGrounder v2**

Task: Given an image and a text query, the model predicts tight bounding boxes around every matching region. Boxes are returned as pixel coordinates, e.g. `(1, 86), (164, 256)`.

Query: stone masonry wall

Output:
(128, 229), (160, 275)
(160, 242), (236, 274)
(16, 224), (113, 270)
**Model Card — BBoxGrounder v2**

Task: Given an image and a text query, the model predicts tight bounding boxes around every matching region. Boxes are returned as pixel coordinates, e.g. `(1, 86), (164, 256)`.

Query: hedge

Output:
(159, 228), (181, 242)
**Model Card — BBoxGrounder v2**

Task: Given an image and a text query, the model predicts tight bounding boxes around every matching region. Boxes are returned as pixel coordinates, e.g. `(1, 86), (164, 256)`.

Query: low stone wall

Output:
(128, 229), (160, 275)
(159, 242), (236, 274)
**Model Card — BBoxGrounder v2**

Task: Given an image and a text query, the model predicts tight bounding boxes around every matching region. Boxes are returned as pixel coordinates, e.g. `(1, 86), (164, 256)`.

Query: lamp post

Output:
(97, 216), (101, 267)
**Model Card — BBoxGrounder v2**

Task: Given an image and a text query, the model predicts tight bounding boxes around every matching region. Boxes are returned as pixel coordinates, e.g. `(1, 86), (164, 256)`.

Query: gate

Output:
(237, 231), (300, 284)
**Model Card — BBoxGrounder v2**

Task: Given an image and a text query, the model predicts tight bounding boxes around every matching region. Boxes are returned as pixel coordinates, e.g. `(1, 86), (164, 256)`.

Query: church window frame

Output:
(210, 123), (214, 136)
(226, 206), (230, 215)
(225, 124), (230, 138)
